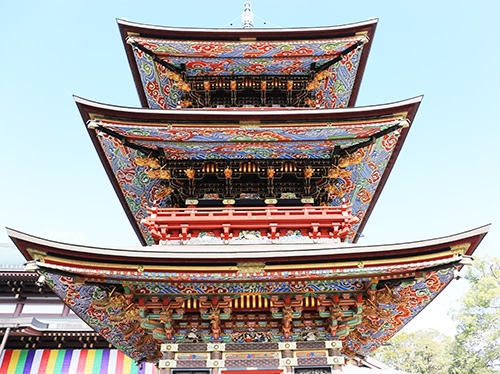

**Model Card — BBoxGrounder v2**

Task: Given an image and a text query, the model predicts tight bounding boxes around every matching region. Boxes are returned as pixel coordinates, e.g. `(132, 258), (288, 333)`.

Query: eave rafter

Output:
(87, 120), (164, 159)
(312, 36), (369, 75)
(126, 39), (183, 75)
(86, 117), (407, 165)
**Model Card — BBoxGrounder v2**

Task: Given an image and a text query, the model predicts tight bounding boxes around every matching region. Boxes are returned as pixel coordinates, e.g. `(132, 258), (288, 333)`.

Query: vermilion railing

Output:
(141, 204), (358, 244)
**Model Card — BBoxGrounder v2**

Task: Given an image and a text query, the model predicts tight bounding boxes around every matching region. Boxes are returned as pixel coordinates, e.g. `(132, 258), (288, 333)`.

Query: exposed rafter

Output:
(127, 39), (183, 75)
(87, 120), (163, 159)
(313, 37), (368, 75)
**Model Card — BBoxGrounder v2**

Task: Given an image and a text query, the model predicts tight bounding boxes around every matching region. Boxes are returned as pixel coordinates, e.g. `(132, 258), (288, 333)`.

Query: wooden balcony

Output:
(141, 203), (358, 244)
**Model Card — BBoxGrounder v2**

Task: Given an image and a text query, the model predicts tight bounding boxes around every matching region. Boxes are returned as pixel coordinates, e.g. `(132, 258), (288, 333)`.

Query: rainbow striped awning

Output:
(0, 349), (156, 374)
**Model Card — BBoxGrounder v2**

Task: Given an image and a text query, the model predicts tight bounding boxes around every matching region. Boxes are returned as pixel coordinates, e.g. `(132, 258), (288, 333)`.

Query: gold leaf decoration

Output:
(338, 157), (350, 168)
(304, 98), (316, 107)
(305, 71), (332, 91)
(181, 99), (193, 107)
(314, 70), (332, 81)
(135, 157), (161, 169)
(237, 262), (266, 274)
(306, 80), (321, 91)
(155, 186), (174, 200)
(328, 167), (351, 179)
(303, 166), (314, 178)
(164, 70), (182, 82)
(185, 168), (196, 179)
(267, 167), (275, 179)
(450, 243), (471, 255)
(174, 81), (191, 92)
(224, 167), (233, 179)
(146, 169), (171, 179)
(325, 184), (342, 196)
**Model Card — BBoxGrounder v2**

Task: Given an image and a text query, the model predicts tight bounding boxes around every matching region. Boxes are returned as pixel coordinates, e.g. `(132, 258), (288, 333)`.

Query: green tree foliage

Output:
(373, 329), (453, 373)
(449, 256), (500, 373)
(373, 257), (500, 373)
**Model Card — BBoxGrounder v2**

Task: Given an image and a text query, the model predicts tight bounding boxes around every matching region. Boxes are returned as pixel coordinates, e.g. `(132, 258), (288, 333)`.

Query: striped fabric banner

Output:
(0, 349), (157, 374)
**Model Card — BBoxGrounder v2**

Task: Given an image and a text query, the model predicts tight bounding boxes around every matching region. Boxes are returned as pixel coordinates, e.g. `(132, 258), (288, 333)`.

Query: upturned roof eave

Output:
(74, 95), (422, 123)
(116, 18), (378, 108)
(116, 17), (378, 41)
(6, 224), (490, 266)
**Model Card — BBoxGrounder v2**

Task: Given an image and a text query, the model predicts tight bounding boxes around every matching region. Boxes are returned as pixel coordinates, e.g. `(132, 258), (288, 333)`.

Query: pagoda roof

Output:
(7, 225), (488, 267)
(117, 18), (377, 109)
(7, 225), (489, 361)
(76, 96), (421, 245)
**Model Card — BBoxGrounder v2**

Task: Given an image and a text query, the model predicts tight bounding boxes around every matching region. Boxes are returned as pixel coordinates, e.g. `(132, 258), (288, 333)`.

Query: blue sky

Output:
(0, 0), (498, 335)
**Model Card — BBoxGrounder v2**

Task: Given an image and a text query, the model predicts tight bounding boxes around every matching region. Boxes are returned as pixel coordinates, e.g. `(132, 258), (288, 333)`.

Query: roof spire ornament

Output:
(242, 2), (254, 28)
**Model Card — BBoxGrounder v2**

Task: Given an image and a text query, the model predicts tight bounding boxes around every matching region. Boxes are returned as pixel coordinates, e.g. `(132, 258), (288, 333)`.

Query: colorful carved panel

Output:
(93, 117), (404, 244)
(130, 37), (366, 109)
(98, 119), (392, 158)
(132, 38), (363, 75)
(35, 264), (457, 363)
(345, 266), (456, 356)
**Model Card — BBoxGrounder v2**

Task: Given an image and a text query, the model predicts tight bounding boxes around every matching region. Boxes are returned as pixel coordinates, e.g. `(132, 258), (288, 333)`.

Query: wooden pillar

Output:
(326, 341), (345, 373)
(279, 342), (297, 374)
(211, 350), (222, 374)
(330, 351), (343, 374)
(158, 343), (177, 373)
(208, 342), (225, 373)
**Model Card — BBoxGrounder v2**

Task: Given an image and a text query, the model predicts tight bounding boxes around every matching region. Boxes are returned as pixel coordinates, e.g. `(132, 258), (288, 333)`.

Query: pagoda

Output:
(6, 6), (489, 374)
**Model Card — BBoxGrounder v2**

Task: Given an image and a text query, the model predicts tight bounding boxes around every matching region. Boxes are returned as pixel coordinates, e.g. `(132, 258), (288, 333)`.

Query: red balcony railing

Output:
(141, 204), (357, 244)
